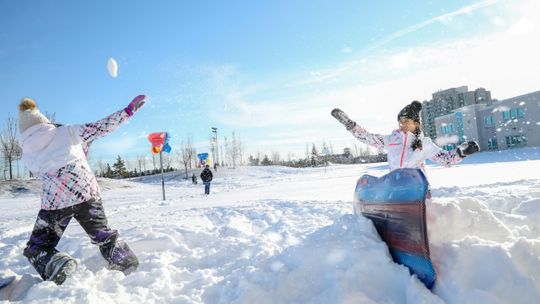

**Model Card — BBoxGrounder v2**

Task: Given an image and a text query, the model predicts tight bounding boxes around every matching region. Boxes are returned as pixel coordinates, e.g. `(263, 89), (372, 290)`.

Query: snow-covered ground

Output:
(1, 147), (539, 303)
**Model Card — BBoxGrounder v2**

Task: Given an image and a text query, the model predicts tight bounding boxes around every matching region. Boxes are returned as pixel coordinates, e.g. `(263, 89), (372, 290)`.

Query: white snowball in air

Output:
(107, 57), (118, 78)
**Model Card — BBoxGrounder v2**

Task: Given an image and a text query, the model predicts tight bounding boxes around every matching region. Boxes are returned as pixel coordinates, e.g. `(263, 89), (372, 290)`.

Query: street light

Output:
(212, 127), (219, 170)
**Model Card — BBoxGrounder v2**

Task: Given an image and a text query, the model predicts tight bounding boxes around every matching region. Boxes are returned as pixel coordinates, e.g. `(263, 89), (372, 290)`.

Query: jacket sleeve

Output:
(349, 125), (386, 150)
(424, 138), (463, 167)
(76, 109), (130, 144)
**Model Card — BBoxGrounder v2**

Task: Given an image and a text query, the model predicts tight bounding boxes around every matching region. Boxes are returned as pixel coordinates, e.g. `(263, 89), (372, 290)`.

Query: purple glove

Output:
(125, 95), (146, 117)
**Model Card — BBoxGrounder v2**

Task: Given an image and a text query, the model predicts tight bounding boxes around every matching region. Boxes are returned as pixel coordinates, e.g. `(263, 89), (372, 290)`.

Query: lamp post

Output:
(212, 127), (219, 170)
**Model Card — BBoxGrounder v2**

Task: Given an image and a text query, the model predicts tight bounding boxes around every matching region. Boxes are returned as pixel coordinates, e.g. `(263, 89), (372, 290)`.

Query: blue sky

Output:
(1, 0), (539, 165)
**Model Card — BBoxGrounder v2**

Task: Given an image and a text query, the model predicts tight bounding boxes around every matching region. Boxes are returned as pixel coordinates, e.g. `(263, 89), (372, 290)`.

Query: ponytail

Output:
(411, 127), (422, 151)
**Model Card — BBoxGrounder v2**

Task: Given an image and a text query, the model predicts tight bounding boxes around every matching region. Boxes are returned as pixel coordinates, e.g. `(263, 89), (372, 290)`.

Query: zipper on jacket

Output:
(400, 132), (408, 168)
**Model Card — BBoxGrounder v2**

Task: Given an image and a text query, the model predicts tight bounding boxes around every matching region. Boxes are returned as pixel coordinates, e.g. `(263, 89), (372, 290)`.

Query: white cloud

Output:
(341, 46), (353, 54)
(369, 0), (502, 49)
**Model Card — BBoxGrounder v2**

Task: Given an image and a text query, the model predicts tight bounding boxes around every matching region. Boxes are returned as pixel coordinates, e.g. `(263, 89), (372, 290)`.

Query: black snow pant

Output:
(23, 198), (138, 280)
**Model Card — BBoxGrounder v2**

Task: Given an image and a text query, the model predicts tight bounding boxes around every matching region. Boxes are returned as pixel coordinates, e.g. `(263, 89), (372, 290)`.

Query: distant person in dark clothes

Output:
(191, 173), (197, 184)
(200, 165), (213, 195)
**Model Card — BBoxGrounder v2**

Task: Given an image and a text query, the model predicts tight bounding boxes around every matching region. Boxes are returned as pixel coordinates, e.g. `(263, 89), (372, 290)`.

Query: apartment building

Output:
(420, 86), (492, 139)
(433, 91), (540, 151)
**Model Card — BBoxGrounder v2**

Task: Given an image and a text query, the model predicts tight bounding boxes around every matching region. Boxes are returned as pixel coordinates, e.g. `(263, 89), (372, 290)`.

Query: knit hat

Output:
(18, 98), (50, 133)
(397, 100), (422, 123)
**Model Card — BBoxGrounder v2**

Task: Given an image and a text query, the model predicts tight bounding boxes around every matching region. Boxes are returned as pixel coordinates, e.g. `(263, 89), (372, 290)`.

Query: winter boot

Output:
(101, 240), (139, 274)
(44, 252), (78, 285)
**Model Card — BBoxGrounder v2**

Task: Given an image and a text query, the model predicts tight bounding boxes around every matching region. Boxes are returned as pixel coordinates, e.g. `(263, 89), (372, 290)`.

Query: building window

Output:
(455, 112), (464, 141)
(502, 111), (511, 121)
(483, 115), (494, 127)
(517, 108), (525, 118)
(487, 138), (498, 150)
(443, 144), (457, 151)
(510, 108), (518, 119)
(505, 135), (528, 149)
(440, 123), (455, 135)
(502, 108), (525, 121)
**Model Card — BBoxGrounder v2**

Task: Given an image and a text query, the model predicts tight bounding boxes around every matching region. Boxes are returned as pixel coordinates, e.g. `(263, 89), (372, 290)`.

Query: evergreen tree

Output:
(248, 155), (260, 166)
(311, 144), (319, 167)
(112, 155), (128, 178)
(104, 163), (114, 178)
(261, 154), (272, 166)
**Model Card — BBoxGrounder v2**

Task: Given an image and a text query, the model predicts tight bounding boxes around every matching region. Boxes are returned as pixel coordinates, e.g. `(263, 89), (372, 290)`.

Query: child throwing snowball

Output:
(18, 95), (146, 284)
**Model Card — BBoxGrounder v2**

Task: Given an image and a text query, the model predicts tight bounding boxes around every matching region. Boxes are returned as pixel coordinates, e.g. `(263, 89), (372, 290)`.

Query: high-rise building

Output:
(421, 86), (492, 139)
(433, 90), (540, 151)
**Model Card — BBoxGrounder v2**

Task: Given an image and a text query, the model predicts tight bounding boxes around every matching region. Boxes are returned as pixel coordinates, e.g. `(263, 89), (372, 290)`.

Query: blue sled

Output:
(353, 168), (436, 289)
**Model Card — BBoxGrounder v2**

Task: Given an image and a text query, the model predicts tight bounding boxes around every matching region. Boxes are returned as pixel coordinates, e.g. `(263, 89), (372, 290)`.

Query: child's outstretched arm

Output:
(78, 95), (146, 144)
(426, 139), (479, 167)
(331, 108), (385, 150)
(349, 125), (385, 150)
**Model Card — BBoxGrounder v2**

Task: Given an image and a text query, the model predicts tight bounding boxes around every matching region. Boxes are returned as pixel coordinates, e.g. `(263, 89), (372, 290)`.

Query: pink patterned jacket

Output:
(349, 125), (463, 172)
(20, 110), (129, 210)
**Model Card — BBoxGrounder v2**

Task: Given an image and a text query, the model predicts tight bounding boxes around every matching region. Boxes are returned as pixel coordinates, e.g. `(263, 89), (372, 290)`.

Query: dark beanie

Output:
(397, 100), (422, 122)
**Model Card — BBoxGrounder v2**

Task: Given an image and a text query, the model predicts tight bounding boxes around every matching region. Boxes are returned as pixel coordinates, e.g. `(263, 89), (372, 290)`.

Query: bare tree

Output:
(95, 159), (106, 177)
(190, 147), (197, 169)
(0, 116), (20, 180)
(173, 150), (182, 173)
(353, 143), (360, 157)
(287, 151), (295, 162)
(179, 136), (195, 179)
(44, 111), (56, 123)
(152, 154), (157, 172)
(238, 138), (244, 166)
(229, 131), (241, 169)
(271, 151), (281, 164)
(124, 158), (135, 173)
(14, 143), (22, 178)
(163, 153), (172, 170)
(223, 136), (229, 167)
(136, 155), (147, 176)
(0, 157), (5, 180)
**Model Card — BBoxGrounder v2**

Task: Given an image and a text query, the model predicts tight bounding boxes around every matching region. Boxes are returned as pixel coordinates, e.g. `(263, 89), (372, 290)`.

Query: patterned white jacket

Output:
(349, 125), (463, 172)
(20, 109), (129, 210)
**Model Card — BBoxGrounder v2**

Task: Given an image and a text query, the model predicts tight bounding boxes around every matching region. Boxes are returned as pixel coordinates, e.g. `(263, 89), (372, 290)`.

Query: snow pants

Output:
(23, 199), (139, 280)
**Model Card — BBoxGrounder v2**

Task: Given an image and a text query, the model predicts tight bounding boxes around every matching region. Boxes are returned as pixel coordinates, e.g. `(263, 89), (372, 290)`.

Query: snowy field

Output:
(1, 147), (540, 303)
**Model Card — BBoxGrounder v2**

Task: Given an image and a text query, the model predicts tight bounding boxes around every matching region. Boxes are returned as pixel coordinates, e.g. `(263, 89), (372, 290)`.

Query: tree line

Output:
(247, 143), (387, 168)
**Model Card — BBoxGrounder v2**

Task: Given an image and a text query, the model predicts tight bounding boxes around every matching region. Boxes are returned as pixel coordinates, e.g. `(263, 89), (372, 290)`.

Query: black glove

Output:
(457, 141), (480, 158)
(331, 108), (357, 131)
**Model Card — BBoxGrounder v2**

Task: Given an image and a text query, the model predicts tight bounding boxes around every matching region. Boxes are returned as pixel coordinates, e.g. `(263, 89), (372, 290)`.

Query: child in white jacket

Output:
(18, 95), (146, 285)
(332, 101), (479, 176)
